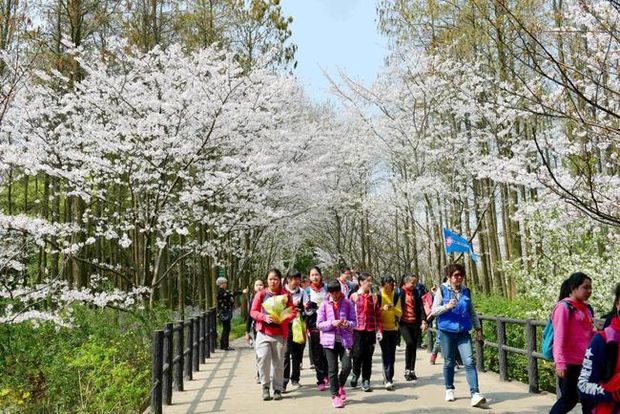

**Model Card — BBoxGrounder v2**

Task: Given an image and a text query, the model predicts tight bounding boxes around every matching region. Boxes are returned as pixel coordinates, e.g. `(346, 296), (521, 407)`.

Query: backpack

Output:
(542, 299), (575, 361)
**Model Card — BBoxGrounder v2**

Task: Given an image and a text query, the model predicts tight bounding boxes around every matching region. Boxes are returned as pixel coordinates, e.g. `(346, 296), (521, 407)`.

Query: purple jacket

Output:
(317, 296), (357, 349)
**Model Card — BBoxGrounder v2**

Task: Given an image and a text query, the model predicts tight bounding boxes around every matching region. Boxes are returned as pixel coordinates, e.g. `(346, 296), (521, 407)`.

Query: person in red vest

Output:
(250, 268), (296, 401)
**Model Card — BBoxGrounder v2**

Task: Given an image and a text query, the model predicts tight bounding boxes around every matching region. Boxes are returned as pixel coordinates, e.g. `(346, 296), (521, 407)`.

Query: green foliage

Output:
(501, 213), (619, 319)
(0, 304), (172, 413)
(475, 296), (556, 392)
(229, 316), (247, 341)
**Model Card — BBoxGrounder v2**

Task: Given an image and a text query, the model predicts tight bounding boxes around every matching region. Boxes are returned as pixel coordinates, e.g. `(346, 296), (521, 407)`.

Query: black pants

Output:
(220, 319), (231, 349)
(308, 333), (314, 365)
(379, 330), (399, 382)
(399, 322), (419, 371)
(284, 328), (305, 385)
(309, 330), (328, 384)
(352, 330), (376, 381)
(549, 364), (595, 414)
(324, 342), (352, 396)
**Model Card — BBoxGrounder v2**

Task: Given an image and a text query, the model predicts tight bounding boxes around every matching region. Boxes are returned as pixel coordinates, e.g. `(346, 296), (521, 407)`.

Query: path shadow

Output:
(183, 350), (242, 414)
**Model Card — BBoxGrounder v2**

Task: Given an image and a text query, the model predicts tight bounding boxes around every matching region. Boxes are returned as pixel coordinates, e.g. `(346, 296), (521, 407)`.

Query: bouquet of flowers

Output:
(262, 294), (293, 324)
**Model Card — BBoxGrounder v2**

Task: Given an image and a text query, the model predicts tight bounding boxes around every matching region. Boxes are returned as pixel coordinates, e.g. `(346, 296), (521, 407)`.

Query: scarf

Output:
(569, 298), (593, 327)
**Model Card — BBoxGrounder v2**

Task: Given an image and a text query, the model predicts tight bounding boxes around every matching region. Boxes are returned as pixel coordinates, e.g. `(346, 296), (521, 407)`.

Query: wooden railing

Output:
(426, 315), (603, 395)
(150, 308), (217, 414)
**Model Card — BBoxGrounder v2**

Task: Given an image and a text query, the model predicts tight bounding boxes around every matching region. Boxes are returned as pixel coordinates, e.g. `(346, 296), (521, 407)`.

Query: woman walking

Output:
(250, 268), (296, 401)
(379, 274), (402, 390)
(399, 273), (426, 382)
(304, 266), (329, 390)
(283, 270), (307, 391)
(317, 279), (357, 408)
(431, 263), (486, 407)
(578, 283), (620, 414)
(350, 272), (382, 392)
(246, 278), (265, 383)
(217, 277), (248, 351)
(550, 272), (596, 414)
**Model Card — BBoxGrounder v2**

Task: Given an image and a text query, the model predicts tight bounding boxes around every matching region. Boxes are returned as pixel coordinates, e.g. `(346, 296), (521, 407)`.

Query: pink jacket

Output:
(551, 298), (595, 371)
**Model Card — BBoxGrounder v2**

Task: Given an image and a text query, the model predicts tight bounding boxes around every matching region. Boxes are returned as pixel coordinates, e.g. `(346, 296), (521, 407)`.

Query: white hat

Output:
(216, 277), (227, 286)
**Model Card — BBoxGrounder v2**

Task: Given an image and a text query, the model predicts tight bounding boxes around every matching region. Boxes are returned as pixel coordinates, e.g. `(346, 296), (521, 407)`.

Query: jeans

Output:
(439, 329), (480, 395)
(324, 342), (352, 396)
(284, 327), (305, 386)
(399, 322), (420, 371)
(352, 330), (376, 381)
(379, 330), (398, 382)
(549, 364), (595, 414)
(220, 319), (231, 349)
(309, 330), (328, 384)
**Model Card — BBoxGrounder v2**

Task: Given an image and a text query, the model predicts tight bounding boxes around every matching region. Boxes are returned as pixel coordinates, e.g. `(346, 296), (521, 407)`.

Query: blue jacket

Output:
(432, 283), (479, 333)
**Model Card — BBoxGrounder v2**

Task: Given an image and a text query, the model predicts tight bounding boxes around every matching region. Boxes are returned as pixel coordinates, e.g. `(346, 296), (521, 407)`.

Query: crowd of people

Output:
(218, 263), (486, 408)
(216, 266), (620, 413)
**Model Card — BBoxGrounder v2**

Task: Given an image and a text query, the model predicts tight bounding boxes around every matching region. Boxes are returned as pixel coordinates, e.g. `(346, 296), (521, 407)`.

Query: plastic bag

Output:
(292, 313), (306, 344)
(262, 294), (293, 324)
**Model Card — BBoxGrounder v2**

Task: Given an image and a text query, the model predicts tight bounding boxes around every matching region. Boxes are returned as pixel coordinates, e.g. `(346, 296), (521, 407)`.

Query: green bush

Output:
(475, 295), (556, 393)
(0, 304), (172, 413)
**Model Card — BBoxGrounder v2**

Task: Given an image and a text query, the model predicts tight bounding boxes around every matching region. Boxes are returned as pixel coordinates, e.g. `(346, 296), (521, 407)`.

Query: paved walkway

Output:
(162, 338), (570, 414)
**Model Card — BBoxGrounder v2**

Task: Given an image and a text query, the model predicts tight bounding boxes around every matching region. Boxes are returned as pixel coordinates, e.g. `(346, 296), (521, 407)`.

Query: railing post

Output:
(175, 320), (184, 391)
(210, 309), (217, 351)
(151, 330), (164, 414)
(205, 310), (211, 359)
(497, 318), (508, 381)
(475, 319), (485, 372)
(200, 312), (206, 363)
(187, 318), (194, 380)
(526, 320), (539, 393)
(163, 323), (174, 405)
(193, 317), (200, 372)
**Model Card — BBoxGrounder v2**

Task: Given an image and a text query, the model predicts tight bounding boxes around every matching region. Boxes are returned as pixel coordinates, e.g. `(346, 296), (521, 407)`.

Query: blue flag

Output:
(443, 228), (478, 262)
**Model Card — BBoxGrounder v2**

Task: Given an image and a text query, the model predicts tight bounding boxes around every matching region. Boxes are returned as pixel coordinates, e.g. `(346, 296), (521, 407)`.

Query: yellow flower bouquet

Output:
(262, 294), (293, 323)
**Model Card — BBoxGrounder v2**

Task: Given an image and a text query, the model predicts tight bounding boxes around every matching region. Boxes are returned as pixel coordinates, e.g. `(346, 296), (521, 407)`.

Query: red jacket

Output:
(352, 292), (382, 333)
(250, 288), (296, 338)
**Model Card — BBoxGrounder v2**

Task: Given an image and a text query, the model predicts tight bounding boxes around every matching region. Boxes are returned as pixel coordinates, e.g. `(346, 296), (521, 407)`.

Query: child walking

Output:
(350, 272), (382, 392)
(317, 279), (357, 408)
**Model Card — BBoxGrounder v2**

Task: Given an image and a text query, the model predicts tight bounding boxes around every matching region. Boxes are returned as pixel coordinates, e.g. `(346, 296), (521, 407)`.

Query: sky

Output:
(280, 0), (388, 103)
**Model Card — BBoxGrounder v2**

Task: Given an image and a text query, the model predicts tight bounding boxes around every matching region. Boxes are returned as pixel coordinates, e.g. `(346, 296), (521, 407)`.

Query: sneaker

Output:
(262, 387), (272, 401)
(410, 372), (418, 382)
(331, 395), (345, 408)
(350, 374), (359, 388)
(361, 380), (372, 392)
(338, 386), (347, 401)
(290, 381), (302, 389)
(430, 353), (437, 365)
(317, 382), (327, 391)
(471, 392), (486, 407)
(273, 390), (282, 401)
(445, 389), (455, 402)
(385, 381), (394, 391)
